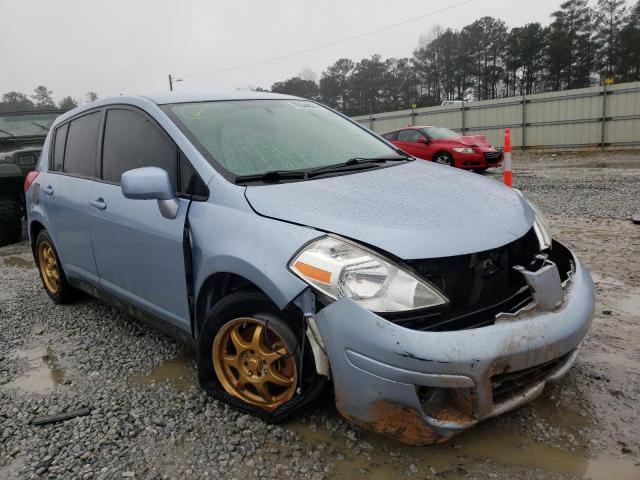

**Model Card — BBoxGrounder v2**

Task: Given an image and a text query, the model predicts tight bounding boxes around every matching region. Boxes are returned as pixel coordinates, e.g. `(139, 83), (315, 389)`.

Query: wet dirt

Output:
(2, 344), (64, 395)
(3, 255), (34, 268)
(545, 159), (640, 169)
(289, 418), (639, 480)
(128, 351), (197, 392)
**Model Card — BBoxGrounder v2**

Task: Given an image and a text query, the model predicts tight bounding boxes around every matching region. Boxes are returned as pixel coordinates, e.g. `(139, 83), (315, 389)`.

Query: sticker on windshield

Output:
(287, 101), (322, 110)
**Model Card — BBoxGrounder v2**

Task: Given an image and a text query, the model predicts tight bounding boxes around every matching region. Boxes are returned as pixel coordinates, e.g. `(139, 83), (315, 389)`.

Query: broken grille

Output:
(483, 151), (502, 163)
(381, 228), (540, 332)
(491, 351), (573, 403)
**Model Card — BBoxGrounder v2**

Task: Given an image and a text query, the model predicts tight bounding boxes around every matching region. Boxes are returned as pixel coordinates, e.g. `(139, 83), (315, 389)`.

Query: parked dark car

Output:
(0, 110), (61, 245)
(382, 125), (503, 172)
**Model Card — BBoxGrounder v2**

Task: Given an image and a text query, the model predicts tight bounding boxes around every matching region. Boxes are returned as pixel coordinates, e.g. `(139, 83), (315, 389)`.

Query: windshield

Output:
(0, 112), (59, 138)
(164, 100), (396, 177)
(422, 126), (460, 139)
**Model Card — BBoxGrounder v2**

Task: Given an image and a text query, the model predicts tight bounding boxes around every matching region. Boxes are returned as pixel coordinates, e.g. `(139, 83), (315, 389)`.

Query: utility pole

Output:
(168, 75), (173, 92)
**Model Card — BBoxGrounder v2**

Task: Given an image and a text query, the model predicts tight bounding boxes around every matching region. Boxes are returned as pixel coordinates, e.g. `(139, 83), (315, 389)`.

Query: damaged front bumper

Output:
(313, 242), (595, 445)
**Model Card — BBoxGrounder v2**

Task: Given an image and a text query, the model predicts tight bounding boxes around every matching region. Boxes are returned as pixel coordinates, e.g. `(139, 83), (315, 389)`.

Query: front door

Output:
(89, 107), (190, 331)
(395, 129), (431, 159)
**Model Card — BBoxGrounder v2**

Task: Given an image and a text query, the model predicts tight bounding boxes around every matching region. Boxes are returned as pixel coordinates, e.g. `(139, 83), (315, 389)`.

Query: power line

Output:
(176, 0), (478, 80)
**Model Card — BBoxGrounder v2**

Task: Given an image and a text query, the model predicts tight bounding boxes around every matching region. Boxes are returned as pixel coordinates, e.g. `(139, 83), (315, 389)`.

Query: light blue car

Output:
(25, 90), (595, 445)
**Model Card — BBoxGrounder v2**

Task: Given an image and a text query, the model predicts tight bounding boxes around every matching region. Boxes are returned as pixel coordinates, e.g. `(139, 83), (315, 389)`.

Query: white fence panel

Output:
(351, 81), (640, 151)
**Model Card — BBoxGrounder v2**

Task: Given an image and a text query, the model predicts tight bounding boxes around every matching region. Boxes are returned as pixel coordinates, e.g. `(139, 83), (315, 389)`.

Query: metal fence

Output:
(352, 81), (640, 150)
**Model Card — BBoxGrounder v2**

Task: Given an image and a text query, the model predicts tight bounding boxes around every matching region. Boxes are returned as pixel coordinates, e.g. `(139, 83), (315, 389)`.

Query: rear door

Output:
(89, 106), (194, 331)
(395, 129), (430, 159)
(40, 111), (101, 286)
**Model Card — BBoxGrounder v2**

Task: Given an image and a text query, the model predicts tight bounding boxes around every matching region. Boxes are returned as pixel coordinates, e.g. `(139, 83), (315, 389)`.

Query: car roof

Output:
(50, 89), (304, 128)
(382, 126), (434, 134)
(142, 88), (301, 105)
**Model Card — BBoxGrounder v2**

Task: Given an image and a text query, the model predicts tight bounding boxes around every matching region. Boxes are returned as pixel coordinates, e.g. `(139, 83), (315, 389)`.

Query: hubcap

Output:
(38, 241), (60, 294)
(213, 318), (297, 411)
(435, 155), (451, 165)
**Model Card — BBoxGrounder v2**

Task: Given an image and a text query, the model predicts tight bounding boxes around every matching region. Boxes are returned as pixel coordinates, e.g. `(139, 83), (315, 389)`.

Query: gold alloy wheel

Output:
(213, 317), (297, 411)
(38, 241), (60, 295)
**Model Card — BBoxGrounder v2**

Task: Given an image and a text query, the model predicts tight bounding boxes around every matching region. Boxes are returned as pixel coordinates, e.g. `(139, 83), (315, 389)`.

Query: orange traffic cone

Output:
(503, 128), (512, 187)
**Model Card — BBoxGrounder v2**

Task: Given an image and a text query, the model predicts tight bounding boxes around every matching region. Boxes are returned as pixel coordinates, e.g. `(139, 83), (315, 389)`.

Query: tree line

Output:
(0, 87), (99, 113)
(270, 0), (640, 116)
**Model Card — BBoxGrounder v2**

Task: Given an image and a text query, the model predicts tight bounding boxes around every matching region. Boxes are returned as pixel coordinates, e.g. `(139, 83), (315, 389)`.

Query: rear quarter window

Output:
(52, 123), (68, 171)
(63, 112), (101, 177)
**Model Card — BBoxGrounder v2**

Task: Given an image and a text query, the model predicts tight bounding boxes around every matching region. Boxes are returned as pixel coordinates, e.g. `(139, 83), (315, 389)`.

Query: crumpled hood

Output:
(442, 134), (495, 148)
(245, 161), (534, 259)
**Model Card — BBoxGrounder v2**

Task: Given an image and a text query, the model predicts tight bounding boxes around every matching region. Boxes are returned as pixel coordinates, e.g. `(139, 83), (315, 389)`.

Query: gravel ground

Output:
(1, 151), (639, 479)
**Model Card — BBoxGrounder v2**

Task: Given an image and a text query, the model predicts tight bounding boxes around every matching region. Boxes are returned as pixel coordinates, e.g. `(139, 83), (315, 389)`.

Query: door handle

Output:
(43, 185), (54, 195)
(90, 198), (107, 210)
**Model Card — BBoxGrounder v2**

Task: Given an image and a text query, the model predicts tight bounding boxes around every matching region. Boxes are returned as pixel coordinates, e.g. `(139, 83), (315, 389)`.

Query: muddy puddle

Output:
(128, 352), (197, 392)
(3, 255), (34, 268)
(544, 159), (640, 170)
(592, 273), (640, 316)
(288, 411), (638, 480)
(2, 345), (64, 395)
(618, 290), (640, 317)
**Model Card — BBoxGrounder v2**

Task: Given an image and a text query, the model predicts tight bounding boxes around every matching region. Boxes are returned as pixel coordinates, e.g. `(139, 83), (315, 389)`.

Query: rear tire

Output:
(197, 291), (322, 423)
(0, 194), (22, 246)
(35, 230), (73, 304)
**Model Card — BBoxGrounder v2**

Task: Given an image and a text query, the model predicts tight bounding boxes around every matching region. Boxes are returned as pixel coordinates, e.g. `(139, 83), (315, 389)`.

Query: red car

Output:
(382, 126), (502, 172)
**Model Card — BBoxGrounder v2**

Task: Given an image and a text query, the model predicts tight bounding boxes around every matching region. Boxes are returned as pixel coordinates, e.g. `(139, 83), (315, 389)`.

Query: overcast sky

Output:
(0, 0), (626, 102)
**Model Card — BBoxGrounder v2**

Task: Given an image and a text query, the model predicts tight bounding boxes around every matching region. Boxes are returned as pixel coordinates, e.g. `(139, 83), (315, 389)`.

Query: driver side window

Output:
(102, 108), (177, 185)
(397, 129), (424, 143)
(101, 107), (207, 198)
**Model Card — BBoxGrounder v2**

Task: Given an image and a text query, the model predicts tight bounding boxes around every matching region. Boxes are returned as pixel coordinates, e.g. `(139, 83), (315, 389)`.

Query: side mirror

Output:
(121, 167), (179, 219)
(418, 137), (430, 144)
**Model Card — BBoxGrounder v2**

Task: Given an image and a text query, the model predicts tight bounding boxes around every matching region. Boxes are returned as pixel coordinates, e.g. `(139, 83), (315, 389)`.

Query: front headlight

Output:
(514, 189), (552, 251)
(289, 236), (448, 312)
(452, 147), (474, 154)
(527, 200), (552, 251)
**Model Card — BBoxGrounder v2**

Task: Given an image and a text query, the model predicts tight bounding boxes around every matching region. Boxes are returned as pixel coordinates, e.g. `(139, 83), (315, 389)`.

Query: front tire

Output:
(433, 152), (455, 167)
(0, 194), (22, 246)
(197, 291), (321, 423)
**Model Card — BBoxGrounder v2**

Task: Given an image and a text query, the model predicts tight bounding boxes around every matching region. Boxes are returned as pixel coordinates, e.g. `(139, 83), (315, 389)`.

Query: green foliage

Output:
(271, 2), (640, 115)
(58, 96), (79, 111)
(617, 0), (640, 80)
(31, 85), (55, 109)
(0, 92), (35, 113)
(271, 77), (319, 99)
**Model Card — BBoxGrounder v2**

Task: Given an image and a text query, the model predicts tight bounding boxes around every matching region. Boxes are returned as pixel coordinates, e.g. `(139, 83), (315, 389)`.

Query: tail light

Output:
(24, 171), (40, 192)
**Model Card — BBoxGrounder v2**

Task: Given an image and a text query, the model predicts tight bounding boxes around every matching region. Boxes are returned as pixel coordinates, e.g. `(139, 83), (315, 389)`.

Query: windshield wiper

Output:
(30, 122), (50, 132)
(306, 154), (410, 174)
(0, 128), (17, 139)
(235, 154), (411, 184)
(235, 170), (309, 184)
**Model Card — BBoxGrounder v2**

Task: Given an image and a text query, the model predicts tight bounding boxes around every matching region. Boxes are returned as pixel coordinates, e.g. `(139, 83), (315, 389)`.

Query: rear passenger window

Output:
(64, 112), (100, 177)
(382, 131), (396, 141)
(52, 123), (68, 171)
(102, 109), (177, 185)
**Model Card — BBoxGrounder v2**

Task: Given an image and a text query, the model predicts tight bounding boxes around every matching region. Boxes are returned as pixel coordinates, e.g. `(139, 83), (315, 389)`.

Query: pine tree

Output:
(595, 0), (628, 80)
